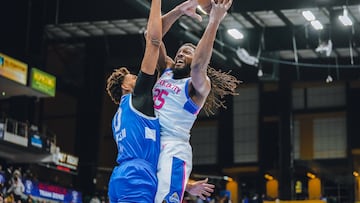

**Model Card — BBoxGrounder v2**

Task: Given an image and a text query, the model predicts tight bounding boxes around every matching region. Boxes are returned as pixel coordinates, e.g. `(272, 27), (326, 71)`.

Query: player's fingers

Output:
(196, 14), (203, 22)
(204, 186), (215, 193)
(225, 0), (233, 9)
(203, 183), (215, 188)
(202, 190), (211, 197)
(181, 0), (197, 11)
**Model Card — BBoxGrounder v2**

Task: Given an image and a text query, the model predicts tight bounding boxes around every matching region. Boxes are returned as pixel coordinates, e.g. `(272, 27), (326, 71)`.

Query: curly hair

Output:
(106, 67), (130, 104)
(202, 66), (240, 116)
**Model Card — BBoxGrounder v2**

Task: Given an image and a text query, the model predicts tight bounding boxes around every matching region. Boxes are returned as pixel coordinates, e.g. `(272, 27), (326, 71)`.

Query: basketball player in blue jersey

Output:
(105, 0), (162, 202)
(153, 0), (239, 202)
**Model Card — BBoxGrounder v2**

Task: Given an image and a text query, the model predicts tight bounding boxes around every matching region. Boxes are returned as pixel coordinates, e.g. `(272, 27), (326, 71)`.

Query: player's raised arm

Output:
(141, 0), (162, 75)
(158, 0), (201, 72)
(191, 0), (233, 98)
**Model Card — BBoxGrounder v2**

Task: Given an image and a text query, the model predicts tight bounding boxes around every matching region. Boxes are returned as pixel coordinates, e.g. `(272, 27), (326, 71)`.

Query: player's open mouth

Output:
(175, 60), (184, 65)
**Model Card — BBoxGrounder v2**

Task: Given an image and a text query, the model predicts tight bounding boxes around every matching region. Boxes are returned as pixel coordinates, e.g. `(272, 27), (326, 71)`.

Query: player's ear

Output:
(121, 83), (132, 91)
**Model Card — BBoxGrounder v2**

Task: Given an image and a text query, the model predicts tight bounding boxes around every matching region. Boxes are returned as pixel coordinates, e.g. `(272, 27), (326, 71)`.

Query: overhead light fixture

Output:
(339, 6), (353, 26)
(310, 20), (323, 30)
(257, 68), (263, 77)
(302, 10), (316, 21)
(236, 48), (259, 66)
(227, 28), (244, 40)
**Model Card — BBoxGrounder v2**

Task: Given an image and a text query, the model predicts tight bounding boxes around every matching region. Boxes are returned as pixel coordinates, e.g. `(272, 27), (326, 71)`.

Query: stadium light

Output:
(339, 7), (353, 26)
(302, 10), (316, 21)
(227, 28), (244, 40)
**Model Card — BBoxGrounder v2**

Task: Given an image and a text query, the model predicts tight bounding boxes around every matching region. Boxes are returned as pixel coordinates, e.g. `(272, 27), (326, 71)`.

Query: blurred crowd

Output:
(0, 164), (41, 203)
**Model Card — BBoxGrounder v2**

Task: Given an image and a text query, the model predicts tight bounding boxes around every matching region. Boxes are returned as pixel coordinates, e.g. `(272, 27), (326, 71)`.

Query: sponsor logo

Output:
(169, 192), (180, 203)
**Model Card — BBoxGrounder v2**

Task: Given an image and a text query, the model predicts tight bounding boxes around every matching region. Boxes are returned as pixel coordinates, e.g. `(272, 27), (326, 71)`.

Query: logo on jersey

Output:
(116, 128), (126, 142)
(157, 79), (181, 94)
(169, 192), (180, 203)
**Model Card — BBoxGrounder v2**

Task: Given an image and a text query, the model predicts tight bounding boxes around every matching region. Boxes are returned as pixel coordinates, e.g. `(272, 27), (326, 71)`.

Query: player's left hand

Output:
(186, 178), (215, 200)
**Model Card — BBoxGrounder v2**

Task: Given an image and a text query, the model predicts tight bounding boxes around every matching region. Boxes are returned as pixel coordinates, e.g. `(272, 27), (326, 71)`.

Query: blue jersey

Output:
(112, 94), (160, 165)
(108, 94), (160, 203)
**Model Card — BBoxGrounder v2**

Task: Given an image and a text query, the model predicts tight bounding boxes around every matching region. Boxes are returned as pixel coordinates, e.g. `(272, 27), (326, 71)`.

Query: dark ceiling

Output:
(1, 0), (360, 85)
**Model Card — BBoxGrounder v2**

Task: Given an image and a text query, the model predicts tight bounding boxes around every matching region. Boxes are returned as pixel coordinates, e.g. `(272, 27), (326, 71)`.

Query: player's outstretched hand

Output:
(186, 178), (215, 200)
(178, 0), (203, 22)
(209, 0), (233, 23)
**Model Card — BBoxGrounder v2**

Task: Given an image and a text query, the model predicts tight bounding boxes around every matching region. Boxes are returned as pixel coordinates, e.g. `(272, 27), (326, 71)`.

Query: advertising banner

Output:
(30, 68), (56, 97)
(0, 52), (28, 85)
(24, 179), (82, 203)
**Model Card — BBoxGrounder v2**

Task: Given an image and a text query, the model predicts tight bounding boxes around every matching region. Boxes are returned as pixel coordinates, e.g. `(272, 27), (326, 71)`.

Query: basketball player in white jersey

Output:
(153, 0), (234, 202)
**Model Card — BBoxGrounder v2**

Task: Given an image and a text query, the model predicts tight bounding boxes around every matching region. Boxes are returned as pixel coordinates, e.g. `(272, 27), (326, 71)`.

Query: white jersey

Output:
(153, 68), (201, 203)
(153, 68), (201, 142)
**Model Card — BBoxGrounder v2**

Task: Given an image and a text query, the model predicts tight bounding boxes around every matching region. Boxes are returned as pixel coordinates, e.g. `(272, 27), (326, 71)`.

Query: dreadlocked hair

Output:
(203, 66), (241, 116)
(106, 67), (130, 104)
